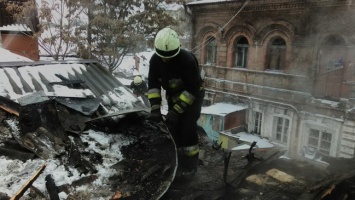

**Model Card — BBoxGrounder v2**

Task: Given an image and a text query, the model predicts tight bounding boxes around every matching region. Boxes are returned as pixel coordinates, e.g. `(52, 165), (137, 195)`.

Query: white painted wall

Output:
(247, 101), (296, 152)
(298, 112), (343, 157)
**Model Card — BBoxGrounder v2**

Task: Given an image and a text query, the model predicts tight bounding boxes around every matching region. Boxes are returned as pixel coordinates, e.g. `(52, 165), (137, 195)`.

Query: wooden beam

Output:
(10, 163), (47, 200)
(0, 105), (19, 116)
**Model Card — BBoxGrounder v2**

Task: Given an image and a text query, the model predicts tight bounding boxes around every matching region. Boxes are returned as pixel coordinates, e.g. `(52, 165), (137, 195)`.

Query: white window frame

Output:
(253, 111), (262, 135)
(307, 129), (332, 156)
(274, 116), (289, 144)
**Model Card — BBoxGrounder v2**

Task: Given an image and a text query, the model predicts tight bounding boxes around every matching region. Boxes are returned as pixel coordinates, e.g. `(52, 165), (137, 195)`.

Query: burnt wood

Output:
(10, 163), (46, 200)
(45, 175), (60, 200)
(0, 96), (20, 116)
(0, 147), (35, 161)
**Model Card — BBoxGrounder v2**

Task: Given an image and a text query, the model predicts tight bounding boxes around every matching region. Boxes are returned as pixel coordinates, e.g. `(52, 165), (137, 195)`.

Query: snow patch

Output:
(201, 102), (248, 116)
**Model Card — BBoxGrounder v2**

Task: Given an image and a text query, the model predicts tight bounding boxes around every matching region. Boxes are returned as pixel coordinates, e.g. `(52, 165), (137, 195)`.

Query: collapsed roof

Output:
(0, 60), (177, 199)
(0, 60), (144, 113)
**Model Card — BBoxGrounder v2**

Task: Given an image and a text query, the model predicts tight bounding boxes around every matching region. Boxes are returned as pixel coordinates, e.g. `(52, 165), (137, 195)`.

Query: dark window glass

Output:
(267, 37), (286, 70)
(234, 37), (248, 68)
(205, 36), (217, 65)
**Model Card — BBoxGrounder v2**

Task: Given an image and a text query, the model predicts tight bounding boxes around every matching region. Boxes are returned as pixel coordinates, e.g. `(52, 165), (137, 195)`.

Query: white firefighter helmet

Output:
(134, 76), (142, 85)
(154, 27), (180, 59)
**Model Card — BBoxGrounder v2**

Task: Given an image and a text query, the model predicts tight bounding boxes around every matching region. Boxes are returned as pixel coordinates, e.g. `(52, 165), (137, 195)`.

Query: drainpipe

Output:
(0, 30), (2, 47)
(293, 111), (301, 159)
(183, 3), (193, 48)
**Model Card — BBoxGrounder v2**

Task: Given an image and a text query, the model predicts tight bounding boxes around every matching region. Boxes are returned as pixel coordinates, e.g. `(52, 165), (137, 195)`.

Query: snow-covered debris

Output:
(224, 131), (274, 149)
(0, 59), (177, 199)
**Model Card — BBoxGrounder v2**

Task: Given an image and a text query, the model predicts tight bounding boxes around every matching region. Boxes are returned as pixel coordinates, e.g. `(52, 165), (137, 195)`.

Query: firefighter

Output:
(147, 27), (205, 179)
(130, 76), (148, 97)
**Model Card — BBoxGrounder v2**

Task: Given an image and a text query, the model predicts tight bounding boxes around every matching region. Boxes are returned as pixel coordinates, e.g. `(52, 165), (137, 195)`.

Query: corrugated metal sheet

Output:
(0, 60), (145, 116)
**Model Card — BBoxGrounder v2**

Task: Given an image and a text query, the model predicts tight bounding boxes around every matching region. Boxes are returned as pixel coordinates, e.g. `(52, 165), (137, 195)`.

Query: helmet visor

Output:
(155, 47), (180, 59)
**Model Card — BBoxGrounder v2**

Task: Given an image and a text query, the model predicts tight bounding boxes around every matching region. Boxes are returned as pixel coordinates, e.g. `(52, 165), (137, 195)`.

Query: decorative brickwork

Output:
(189, 0), (355, 101)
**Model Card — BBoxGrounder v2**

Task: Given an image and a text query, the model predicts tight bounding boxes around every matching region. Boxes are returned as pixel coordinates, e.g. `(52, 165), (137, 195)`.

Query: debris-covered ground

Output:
(0, 104), (177, 200)
(2, 101), (355, 200)
(104, 118), (177, 200)
(161, 132), (355, 200)
(0, 60), (179, 200)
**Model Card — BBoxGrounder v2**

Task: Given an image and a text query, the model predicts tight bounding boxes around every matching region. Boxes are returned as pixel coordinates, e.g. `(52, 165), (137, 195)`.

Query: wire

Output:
(190, 0), (251, 54)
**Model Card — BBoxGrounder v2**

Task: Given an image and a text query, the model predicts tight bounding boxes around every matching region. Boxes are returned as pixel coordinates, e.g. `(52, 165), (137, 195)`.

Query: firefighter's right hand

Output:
(148, 111), (163, 122)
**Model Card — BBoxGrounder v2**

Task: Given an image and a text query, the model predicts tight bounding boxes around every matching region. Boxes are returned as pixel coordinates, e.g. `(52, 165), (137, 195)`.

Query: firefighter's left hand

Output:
(165, 110), (179, 126)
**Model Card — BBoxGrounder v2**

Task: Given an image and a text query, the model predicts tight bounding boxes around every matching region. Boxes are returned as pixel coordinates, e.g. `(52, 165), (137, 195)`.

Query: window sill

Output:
(270, 140), (287, 148)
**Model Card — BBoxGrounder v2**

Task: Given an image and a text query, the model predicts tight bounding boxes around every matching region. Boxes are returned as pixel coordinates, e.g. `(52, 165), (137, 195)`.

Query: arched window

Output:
(233, 37), (248, 68)
(319, 35), (346, 73)
(205, 36), (217, 65)
(266, 37), (286, 70)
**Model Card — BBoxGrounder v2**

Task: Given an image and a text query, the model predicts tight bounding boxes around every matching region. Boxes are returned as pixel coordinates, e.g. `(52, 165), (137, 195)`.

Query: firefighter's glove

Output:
(165, 110), (180, 126)
(149, 111), (163, 123)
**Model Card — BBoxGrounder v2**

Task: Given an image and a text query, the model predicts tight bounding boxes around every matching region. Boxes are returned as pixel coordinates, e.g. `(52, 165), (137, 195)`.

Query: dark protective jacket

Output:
(130, 80), (148, 96)
(147, 49), (204, 148)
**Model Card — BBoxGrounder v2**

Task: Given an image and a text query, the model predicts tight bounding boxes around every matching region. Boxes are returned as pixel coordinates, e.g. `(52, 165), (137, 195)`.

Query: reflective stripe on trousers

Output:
(178, 144), (199, 157)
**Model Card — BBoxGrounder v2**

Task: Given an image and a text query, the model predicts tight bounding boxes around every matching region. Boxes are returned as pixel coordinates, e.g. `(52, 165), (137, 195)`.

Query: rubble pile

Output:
(162, 133), (355, 200)
(0, 100), (177, 200)
(108, 120), (177, 200)
(0, 61), (179, 200)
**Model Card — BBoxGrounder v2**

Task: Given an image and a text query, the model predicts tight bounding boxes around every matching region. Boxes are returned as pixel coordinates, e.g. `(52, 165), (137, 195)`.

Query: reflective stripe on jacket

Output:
(148, 49), (203, 113)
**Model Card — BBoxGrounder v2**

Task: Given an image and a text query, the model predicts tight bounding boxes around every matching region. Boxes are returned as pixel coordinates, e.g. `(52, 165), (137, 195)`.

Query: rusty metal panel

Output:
(224, 110), (246, 130)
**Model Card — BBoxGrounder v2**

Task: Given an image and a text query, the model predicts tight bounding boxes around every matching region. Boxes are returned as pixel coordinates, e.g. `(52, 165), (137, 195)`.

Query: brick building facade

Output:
(187, 0), (355, 159)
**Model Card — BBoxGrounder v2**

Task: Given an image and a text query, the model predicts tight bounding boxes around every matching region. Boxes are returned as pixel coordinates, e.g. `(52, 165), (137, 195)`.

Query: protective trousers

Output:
(168, 89), (205, 173)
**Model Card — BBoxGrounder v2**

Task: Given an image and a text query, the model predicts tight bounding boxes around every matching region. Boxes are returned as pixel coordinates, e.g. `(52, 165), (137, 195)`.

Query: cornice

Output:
(189, 0), (352, 14)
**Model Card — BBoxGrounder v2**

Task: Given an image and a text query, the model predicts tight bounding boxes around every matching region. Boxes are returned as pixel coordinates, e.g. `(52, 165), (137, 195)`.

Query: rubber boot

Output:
(175, 153), (199, 181)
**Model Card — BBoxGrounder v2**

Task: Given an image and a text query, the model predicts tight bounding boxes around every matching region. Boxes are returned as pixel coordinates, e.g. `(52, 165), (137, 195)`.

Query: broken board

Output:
(86, 107), (150, 122)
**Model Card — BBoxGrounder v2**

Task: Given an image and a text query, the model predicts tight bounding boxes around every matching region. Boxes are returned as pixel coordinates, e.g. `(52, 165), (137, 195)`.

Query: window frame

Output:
(205, 36), (217, 65)
(253, 111), (262, 135)
(274, 116), (289, 144)
(233, 37), (249, 68)
(307, 129), (332, 156)
(318, 35), (346, 73)
(266, 37), (286, 70)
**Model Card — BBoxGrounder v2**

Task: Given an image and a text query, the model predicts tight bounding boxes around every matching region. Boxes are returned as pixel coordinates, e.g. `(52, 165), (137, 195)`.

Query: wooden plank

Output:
(10, 163), (47, 200)
(86, 108), (150, 122)
(0, 105), (19, 116)
(0, 96), (20, 116)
